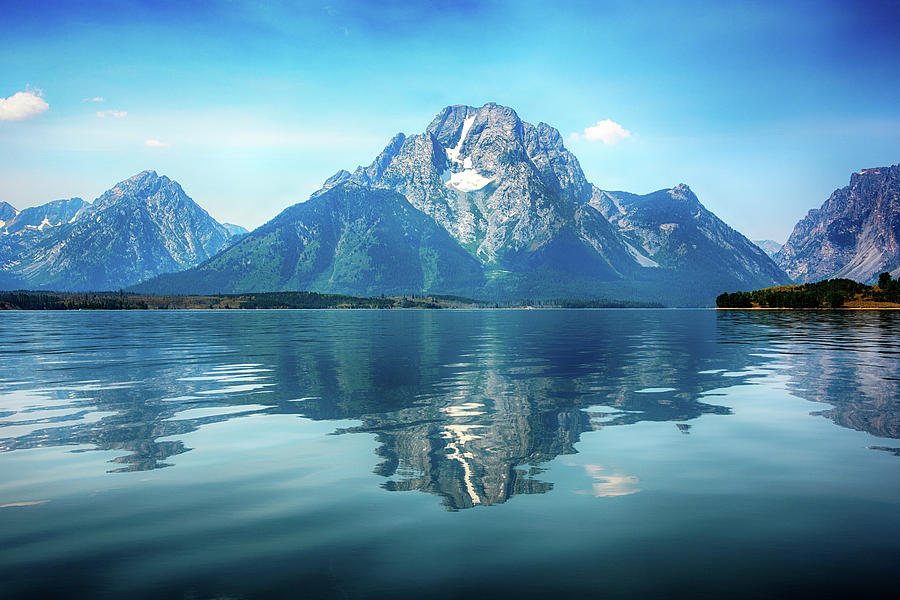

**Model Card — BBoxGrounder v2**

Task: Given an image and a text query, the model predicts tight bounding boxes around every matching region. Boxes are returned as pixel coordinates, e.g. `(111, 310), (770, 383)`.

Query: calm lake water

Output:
(1, 309), (899, 599)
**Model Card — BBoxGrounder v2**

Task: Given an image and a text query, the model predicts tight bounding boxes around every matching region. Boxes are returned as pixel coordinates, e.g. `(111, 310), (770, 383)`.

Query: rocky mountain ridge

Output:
(5, 103), (796, 304)
(320, 103), (637, 282)
(775, 165), (900, 283)
(135, 183), (484, 296)
(0, 171), (242, 291)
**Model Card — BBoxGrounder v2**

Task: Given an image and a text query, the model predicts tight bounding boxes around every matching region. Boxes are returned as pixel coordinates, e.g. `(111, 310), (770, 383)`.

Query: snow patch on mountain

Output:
(447, 169), (493, 192)
(624, 241), (659, 268)
(446, 112), (475, 163)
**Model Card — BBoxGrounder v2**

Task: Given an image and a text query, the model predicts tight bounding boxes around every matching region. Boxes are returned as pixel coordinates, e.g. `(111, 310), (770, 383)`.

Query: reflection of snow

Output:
(441, 402), (487, 505)
(441, 402), (485, 418)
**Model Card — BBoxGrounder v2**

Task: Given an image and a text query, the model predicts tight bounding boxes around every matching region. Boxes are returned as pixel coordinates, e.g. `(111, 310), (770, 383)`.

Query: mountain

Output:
(132, 183), (484, 296)
(133, 103), (788, 304)
(775, 165), (900, 283)
(753, 240), (783, 257)
(320, 103), (641, 294)
(1, 171), (236, 291)
(589, 185), (789, 296)
(0, 202), (16, 224)
(0, 197), (89, 235)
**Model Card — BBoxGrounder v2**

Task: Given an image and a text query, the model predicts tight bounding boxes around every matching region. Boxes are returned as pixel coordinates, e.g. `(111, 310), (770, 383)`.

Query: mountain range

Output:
(2, 103), (897, 304)
(0, 171), (245, 291)
(133, 103), (788, 305)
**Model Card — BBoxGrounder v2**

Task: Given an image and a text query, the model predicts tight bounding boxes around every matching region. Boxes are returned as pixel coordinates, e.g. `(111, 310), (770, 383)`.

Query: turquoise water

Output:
(1, 309), (899, 599)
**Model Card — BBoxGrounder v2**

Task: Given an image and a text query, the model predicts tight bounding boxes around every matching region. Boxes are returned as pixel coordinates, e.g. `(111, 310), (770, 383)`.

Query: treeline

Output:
(0, 290), (491, 310)
(238, 291), (395, 309)
(716, 274), (899, 308)
(0, 289), (666, 310)
(873, 272), (900, 303)
(0, 291), (143, 310)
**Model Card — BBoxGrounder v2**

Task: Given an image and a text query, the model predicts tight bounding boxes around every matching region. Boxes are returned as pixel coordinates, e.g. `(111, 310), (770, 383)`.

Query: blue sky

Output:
(2, 0), (898, 241)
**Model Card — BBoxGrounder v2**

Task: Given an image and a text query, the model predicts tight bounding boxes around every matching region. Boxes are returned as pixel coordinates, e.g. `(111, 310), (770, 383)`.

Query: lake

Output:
(1, 309), (899, 599)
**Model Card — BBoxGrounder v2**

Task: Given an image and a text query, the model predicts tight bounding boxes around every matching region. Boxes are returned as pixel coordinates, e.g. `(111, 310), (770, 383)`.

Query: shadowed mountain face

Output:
(133, 183), (485, 296)
(776, 164), (900, 283)
(0, 202), (16, 223)
(0, 171), (236, 291)
(133, 183), (483, 295)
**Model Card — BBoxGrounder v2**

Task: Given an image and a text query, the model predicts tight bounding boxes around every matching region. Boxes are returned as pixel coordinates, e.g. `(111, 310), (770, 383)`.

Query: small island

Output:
(717, 272), (900, 309)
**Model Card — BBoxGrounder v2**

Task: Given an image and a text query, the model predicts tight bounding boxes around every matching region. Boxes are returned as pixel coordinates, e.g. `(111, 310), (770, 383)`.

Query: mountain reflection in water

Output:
(1, 309), (898, 510)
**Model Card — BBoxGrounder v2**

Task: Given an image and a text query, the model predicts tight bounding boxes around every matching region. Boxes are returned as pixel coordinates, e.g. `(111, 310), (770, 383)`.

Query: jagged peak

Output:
(322, 169), (352, 188)
(427, 102), (522, 140)
(849, 163), (899, 187)
(668, 183), (697, 201)
(533, 121), (564, 147)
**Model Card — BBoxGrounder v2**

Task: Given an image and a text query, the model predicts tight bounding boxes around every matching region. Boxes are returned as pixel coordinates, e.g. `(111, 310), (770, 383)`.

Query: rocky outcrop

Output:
(775, 165), (900, 283)
(321, 103), (639, 282)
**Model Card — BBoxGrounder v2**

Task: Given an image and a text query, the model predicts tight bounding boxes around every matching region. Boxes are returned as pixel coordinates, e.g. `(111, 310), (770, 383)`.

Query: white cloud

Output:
(96, 110), (127, 118)
(145, 139), (169, 147)
(85, 97), (105, 102)
(0, 89), (49, 121)
(572, 119), (632, 145)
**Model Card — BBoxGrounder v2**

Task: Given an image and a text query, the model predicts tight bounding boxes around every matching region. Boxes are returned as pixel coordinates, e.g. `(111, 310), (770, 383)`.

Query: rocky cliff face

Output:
(133, 182), (485, 296)
(775, 165), (900, 283)
(1, 171), (236, 291)
(321, 103), (638, 282)
(590, 184), (789, 290)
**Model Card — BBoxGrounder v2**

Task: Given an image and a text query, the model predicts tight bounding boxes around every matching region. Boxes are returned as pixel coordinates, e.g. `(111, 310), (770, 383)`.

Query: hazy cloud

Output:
(96, 110), (127, 118)
(86, 97), (105, 102)
(145, 139), (169, 147)
(0, 89), (49, 121)
(572, 119), (632, 145)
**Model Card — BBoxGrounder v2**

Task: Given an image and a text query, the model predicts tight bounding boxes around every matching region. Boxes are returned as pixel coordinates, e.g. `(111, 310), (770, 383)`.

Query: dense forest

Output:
(716, 273), (900, 308)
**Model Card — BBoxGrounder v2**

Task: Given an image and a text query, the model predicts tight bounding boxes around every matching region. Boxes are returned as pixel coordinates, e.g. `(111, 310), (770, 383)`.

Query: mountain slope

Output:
(3, 171), (233, 291)
(589, 184), (790, 293)
(775, 165), (900, 283)
(131, 183), (485, 296)
(0, 202), (17, 224)
(0, 198), (89, 235)
(321, 103), (640, 287)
